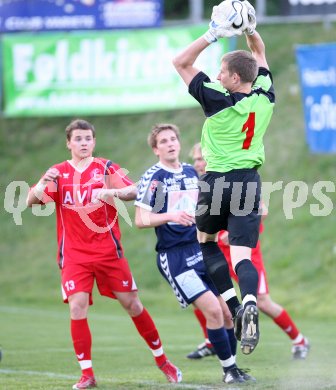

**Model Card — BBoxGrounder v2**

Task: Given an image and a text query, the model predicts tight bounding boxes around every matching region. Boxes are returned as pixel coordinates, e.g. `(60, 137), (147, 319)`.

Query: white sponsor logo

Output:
(305, 95), (336, 131)
(302, 67), (336, 88)
(91, 168), (103, 182)
(76, 353), (84, 359)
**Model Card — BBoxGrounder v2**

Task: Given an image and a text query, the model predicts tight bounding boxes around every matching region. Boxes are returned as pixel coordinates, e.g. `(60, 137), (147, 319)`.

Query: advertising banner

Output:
(2, 26), (228, 117)
(296, 43), (336, 153)
(0, 0), (162, 32)
(281, 0), (336, 16)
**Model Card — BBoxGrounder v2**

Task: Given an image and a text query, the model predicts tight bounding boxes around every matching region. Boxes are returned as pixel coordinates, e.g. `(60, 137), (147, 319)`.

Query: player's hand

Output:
(211, 2), (242, 35)
(204, 0), (253, 42)
(171, 211), (195, 226)
(210, 19), (239, 39)
(34, 168), (60, 199)
(243, 0), (257, 35)
(95, 189), (115, 202)
(204, 10), (241, 43)
(41, 168), (60, 184)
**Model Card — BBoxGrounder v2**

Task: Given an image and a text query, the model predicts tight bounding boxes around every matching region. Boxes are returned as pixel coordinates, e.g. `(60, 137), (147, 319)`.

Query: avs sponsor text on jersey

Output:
(38, 158), (132, 267)
(135, 162), (199, 251)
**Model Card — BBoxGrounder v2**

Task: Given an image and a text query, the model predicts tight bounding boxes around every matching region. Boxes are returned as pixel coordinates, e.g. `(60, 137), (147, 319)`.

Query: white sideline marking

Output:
(3, 343), (195, 355)
(0, 369), (77, 379)
(0, 369), (224, 389)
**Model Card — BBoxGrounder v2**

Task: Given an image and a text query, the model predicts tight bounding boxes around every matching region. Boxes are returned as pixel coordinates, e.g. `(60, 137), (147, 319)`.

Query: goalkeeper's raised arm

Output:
(172, 37), (211, 87)
(245, 31), (269, 70)
(172, 0), (264, 86)
(172, 0), (248, 86)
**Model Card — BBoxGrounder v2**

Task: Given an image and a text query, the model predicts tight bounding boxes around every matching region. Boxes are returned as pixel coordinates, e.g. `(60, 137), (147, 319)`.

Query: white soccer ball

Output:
(212, 0), (252, 35)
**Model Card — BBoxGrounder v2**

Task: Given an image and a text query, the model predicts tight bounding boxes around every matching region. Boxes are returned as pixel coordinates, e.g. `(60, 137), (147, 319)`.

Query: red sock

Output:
(131, 308), (167, 367)
(194, 308), (208, 339)
(193, 308), (213, 347)
(71, 318), (94, 376)
(273, 309), (301, 341)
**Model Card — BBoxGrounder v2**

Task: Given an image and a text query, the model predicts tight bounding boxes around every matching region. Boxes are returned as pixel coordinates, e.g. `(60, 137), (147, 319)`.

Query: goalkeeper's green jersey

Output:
(189, 67), (275, 172)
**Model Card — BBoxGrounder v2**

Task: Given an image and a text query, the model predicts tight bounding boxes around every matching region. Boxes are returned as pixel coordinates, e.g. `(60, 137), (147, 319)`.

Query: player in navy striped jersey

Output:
(135, 123), (255, 384)
(173, 26), (275, 355)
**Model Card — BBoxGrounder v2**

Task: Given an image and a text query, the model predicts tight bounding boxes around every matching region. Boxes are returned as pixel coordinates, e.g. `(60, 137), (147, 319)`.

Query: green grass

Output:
(1, 300), (335, 390)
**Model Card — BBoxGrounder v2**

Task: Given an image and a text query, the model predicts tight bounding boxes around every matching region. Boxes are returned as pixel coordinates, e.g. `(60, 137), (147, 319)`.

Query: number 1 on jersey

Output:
(242, 112), (255, 150)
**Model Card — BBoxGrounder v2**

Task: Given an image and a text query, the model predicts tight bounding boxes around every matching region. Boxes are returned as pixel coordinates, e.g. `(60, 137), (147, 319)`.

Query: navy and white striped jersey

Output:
(135, 162), (199, 251)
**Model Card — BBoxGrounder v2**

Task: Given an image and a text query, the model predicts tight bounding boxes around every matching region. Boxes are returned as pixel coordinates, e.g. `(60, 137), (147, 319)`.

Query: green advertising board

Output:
(2, 26), (228, 117)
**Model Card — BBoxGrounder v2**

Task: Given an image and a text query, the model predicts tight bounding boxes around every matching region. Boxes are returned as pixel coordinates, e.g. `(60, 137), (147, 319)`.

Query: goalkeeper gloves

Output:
(203, 0), (250, 43)
(203, 21), (219, 43)
(243, 0), (257, 35)
(203, 18), (240, 43)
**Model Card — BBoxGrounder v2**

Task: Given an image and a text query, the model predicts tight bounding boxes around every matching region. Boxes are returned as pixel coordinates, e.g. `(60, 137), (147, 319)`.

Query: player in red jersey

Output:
(187, 143), (310, 360)
(26, 119), (182, 389)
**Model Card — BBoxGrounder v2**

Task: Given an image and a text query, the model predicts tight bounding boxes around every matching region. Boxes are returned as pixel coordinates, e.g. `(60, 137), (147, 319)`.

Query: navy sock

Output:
(207, 327), (234, 365)
(226, 327), (237, 356)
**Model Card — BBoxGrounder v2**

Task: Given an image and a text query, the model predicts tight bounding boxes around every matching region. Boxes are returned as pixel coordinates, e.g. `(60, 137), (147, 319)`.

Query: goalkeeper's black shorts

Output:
(196, 168), (261, 248)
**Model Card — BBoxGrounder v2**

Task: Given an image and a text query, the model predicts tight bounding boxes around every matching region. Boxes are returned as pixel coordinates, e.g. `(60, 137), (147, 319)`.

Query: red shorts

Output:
(219, 240), (269, 295)
(61, 258), (138, 304)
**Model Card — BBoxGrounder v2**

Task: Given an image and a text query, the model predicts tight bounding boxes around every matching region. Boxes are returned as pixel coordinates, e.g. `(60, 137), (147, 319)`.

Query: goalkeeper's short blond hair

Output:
(148, 123), (180, 149)
(222, 50), (258, 83)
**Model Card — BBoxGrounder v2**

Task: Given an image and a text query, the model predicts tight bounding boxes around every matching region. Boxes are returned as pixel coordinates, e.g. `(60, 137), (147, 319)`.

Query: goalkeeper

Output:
(172, 0), (275, 356)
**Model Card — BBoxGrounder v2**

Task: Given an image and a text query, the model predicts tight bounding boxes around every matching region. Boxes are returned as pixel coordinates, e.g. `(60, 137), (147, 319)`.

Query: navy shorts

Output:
(157, 242), (218, 308)
(196, 168), (261, 248)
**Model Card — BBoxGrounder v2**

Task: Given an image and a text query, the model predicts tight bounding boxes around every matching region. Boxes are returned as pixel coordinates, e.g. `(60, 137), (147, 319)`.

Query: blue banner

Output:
(0, 0), (162, 32)
(296, 43), (336, 153)
(281, 0), (336, 16)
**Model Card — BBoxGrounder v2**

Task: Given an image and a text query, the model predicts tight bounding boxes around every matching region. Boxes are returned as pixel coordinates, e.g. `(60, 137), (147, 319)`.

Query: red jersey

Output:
(39, 158), (133, 267)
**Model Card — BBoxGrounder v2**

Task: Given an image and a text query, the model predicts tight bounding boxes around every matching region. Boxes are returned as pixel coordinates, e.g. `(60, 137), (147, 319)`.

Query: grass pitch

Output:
(0, 301), (335, 390)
